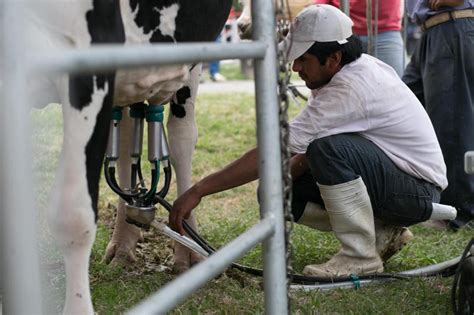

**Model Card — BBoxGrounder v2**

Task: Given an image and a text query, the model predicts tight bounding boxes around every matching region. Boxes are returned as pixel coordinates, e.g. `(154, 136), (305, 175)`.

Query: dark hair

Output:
(306, 35), (362, 66)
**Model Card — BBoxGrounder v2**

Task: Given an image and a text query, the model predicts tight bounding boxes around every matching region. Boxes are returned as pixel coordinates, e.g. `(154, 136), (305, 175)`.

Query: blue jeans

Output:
(209, 34), (222, 76)
(291, 134), (440, 226)
(359, 30), (405, 77)
(209, 61), (220, 76)
(402, 18), (474, 228)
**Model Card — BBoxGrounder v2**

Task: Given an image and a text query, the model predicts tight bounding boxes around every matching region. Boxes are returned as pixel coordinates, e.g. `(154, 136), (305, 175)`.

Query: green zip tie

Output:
(350, 273), (360, 290)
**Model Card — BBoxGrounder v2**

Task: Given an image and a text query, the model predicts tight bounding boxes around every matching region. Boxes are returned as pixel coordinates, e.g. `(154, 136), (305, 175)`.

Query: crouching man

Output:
(169, 4), (447, 277)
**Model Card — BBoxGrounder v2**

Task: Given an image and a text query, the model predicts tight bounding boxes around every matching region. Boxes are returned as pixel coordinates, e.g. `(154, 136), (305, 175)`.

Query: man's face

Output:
(292, 52), (334, 90)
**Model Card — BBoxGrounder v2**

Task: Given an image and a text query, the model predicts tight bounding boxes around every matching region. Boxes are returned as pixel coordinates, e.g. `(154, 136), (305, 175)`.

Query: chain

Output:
(276, 0), (294, 311)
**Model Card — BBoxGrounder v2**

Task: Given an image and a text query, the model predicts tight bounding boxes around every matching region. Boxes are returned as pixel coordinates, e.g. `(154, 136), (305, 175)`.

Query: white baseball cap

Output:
(278, 4), (354, 61)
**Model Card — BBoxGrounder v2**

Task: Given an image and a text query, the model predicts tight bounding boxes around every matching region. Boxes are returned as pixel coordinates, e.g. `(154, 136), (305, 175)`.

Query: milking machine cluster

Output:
(104, 102), (172, 229)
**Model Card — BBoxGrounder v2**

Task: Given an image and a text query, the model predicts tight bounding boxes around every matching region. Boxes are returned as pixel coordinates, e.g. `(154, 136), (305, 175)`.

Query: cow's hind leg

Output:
(49, 74), (114, 314)
(166, 65), (204, 273)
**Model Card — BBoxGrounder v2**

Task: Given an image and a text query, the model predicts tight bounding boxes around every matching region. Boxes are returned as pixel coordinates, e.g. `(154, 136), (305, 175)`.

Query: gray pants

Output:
(291, 134), (440, 227)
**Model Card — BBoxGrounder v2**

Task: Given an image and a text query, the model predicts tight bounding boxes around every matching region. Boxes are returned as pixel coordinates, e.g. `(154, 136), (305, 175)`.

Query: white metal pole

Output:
(252, 0), (289, 313)
(0, 1), (43, 313)
(33, 42), (266, 75)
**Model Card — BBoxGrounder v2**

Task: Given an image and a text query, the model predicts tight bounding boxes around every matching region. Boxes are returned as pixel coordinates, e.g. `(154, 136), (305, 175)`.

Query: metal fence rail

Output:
(33, 42), (267, 74)
(1, 0), (288, 313)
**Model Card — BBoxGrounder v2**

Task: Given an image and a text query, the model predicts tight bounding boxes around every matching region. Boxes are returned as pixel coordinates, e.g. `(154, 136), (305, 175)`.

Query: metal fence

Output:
(0, 0), (288, 314)
(1, 1), (43, 314)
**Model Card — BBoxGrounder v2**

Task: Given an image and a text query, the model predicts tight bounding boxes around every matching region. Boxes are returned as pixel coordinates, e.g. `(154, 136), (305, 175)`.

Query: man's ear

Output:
(328, 50), (342, 70)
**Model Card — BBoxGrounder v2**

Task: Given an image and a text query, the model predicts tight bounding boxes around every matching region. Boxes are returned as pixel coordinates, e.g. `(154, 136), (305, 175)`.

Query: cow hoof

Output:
(172, 261), (190, 274)
(104, 222), (143, 266)
(172, 256), (204, 274)
(190, 251), (205, 266)
(172, 244), (205, 274)
(104, 242), (137, 266)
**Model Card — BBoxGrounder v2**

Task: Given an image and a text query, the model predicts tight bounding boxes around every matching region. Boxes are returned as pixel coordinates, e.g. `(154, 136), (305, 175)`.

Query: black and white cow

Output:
(22, 0), (232, 313)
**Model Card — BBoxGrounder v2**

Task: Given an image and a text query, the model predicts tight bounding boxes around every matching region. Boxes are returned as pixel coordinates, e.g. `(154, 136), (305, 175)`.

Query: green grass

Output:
(32, 93), (473, 314)
(219, 62), (249, 81)
(201, 61), (250, 81)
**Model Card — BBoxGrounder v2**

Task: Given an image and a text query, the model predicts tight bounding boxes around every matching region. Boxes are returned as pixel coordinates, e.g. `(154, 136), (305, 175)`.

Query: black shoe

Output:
(448, 213), (473, 231)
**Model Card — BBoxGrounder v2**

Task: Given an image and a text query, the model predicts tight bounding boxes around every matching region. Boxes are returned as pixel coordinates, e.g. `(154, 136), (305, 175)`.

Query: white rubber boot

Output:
(298, 205), (414, 261)
(375, 221), (414, 262)
(303, 177), (383, 277)
(297, 202), (332, 231)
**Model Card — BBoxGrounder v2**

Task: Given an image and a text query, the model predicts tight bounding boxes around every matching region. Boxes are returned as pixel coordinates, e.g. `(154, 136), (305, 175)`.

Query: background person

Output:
(402, 0), (474, 230)
(208, 34), (227, 82)
(314, 0), (406, 77)
(170, 5), (447, 277)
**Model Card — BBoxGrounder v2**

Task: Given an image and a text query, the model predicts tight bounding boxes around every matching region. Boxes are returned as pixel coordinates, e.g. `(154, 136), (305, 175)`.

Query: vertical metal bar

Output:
(402, 0), (408, 67)
(340, 0), (350, 16)
(0, 1), (4, 304)
(373, 0), (379, 57)
(252, 0), (288, 313)
(0, 1), (43, 314)
(366, 0), (374, 56)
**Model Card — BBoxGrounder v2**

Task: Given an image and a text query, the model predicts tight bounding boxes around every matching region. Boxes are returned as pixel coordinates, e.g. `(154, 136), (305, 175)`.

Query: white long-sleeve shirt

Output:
(289, 54), (448, 189)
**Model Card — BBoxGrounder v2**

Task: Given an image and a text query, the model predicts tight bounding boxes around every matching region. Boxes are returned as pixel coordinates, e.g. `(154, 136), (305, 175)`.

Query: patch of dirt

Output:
(221, 268), (261, 289)
(131, 226), (175, 275)
(98, 201), (176, 276)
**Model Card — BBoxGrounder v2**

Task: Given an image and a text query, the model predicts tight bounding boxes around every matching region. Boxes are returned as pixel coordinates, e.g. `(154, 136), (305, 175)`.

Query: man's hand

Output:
(169, 147), (259, 235)
(169, 186), (202, 235)
(429, 0), (464, 10)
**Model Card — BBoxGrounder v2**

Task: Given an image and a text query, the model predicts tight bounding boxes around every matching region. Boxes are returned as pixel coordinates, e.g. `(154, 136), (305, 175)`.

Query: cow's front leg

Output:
(105, 112), (143, 265)
(49, 74), (114, 314)
(166, 65), (204, 273)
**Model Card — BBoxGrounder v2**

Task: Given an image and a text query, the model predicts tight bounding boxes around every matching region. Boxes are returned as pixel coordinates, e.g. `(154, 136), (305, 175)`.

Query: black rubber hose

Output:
(154, 195), (439, 284)
(137, 157), (145, 188)
(451, 238), (474, 314)
(156, 166), (172, 199)
(104, 159), (135, 204)
(144, 161), (159, 205)
(131, 162), (139, 189)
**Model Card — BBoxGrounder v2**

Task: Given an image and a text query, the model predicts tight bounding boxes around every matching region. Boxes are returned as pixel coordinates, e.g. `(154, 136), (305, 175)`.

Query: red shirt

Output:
(314, 0), (402, 35)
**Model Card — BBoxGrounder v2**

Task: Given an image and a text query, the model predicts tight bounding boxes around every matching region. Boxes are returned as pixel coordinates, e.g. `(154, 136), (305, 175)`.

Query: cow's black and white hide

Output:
(23, 0), (232, 313)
